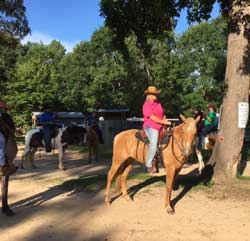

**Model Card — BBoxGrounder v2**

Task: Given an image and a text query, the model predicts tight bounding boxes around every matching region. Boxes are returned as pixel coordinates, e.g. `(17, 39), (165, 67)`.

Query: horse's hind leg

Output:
(1, 175), (15, 216)
(94, 145), (99, 162)
(121, 160), (133, 201)
(105, 163), (123, 205)
(114, 162), (129, 194)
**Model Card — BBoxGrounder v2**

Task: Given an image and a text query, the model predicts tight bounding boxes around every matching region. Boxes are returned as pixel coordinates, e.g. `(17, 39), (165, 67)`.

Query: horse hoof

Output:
(105, 197), (111, 205)
(59, 166), (66, 171)
(123, 194), (132, 202)
(2, 207), (16, 216)
(166, 207), (175, 215)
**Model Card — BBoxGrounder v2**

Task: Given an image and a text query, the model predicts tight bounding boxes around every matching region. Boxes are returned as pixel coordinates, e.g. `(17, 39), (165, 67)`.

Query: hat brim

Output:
(144, 90), (161, 95)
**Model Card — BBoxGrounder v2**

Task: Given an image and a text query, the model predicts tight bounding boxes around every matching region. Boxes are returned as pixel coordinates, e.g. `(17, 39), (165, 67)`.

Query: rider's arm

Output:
(150, 115), (170, 125)
(206, 112), (216, 124)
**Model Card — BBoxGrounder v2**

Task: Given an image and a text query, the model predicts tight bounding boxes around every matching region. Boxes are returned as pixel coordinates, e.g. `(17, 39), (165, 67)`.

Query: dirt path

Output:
(0, 148), (250, 241)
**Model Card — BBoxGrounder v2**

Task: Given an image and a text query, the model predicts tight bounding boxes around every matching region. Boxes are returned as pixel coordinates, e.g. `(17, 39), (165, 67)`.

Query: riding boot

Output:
(147, 160), (157, 174)
(45, 145), (52, 153)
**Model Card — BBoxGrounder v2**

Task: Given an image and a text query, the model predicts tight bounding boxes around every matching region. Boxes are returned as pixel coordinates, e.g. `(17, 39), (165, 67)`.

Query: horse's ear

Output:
(195, 115), (201, 123)
(180, 114), (187, 123)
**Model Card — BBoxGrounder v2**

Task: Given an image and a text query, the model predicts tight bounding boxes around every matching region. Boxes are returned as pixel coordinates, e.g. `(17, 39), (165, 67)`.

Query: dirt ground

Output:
(1, 147), (250, 241)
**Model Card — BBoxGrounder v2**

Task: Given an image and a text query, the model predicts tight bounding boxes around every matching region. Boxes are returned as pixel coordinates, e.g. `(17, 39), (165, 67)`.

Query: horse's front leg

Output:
(1, 175), (15, 216)
(165, 166), (176, 215)
(58, 145), (65, 170)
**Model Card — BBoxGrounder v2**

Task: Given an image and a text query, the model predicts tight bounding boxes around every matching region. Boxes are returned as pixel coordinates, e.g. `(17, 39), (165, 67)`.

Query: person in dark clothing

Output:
(87, 112), (104, 144)
(38, 107), (57, 152)
(0, 100), (18, 175)
(193, 106), (205, 135)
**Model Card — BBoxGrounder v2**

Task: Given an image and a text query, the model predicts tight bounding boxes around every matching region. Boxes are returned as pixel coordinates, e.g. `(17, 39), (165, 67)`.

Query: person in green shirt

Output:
(198, 103), (218, 149)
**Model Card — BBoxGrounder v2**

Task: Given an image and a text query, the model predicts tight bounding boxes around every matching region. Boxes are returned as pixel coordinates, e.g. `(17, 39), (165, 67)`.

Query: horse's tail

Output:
(111, 134), (121, 164)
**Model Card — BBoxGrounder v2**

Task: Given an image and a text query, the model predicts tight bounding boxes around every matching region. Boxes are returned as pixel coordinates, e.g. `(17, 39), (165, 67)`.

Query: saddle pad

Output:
(135, 131), (149, 144)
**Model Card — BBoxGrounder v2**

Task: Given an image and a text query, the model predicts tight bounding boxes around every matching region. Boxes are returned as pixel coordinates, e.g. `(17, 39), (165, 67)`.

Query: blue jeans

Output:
(0, 132), (6, 166)
(144, 127), (159, 168)
(42, 125), (54, 148)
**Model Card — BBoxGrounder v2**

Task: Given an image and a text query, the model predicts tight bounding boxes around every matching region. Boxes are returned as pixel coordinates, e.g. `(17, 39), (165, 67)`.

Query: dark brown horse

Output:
(86, 127), (100, 163)
(105, 115), (200, 214)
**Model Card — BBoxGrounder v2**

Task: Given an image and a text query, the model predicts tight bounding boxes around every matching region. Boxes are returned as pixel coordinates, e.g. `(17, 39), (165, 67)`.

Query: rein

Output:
(170, 126), (188, 164)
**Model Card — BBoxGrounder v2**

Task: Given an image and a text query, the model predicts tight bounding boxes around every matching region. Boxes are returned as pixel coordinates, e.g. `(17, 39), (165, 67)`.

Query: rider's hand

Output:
(162, 119), (171, 125)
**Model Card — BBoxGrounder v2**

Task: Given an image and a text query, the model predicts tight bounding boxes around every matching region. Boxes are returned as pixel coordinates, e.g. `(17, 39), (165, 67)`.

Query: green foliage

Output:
(100, 0), (176, 57)
(0, 32), (19, 97)
(6, 41), (66, 126)
(2, 16), (228, 126)
(174, 17), (228, 114)
(0, 0), (30, 38)
(58, 27), (128, 112)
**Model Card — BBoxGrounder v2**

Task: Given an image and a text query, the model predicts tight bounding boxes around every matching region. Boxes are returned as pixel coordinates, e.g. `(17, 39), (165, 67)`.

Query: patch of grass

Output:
(128, 172), (149, 181)
(237, 174), (250, 181)
(68, 144), (88, 153)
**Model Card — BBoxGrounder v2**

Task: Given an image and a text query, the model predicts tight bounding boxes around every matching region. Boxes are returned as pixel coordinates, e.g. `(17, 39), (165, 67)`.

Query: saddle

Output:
(135, 128), (172, 146)
(135, 127), (173, 170)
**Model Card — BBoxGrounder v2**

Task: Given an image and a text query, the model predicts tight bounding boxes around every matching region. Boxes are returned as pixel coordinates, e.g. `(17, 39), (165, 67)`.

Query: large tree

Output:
(0, 0), (30, 97)
(207, 1), (250, 183)
(100, 0), (250, 184)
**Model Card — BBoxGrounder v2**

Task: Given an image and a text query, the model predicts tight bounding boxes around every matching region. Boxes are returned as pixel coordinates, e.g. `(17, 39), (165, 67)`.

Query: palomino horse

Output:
(86, 127), (100, 163)
(22, 126), (86, 170)
(105, 115), (200, 214)
(1, 136), (18, 216)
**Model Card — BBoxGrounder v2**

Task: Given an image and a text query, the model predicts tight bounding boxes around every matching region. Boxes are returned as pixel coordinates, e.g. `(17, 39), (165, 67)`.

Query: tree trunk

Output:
(137, 48), (153, 85)
(208, 1), (250, 184)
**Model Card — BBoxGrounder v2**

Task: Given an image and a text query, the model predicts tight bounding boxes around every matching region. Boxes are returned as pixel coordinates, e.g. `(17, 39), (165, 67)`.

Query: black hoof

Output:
(2, 207), (16, 216)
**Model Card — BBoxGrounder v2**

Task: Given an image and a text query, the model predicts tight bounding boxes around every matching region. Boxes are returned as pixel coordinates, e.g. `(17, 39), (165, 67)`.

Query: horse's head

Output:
(179, 114), (200, 157)
(61, 126), (86, 145)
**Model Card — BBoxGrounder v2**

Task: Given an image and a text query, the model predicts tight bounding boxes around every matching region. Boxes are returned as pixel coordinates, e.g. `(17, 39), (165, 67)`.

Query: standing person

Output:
(38, 105), (56, 152)
(0, 100), (18, 175)
(199, 103), (218, 149)
(143, 86), (171, 174)
(87, 111), (104, 144)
